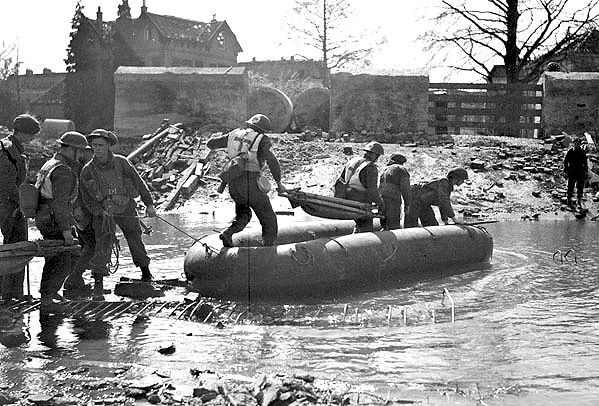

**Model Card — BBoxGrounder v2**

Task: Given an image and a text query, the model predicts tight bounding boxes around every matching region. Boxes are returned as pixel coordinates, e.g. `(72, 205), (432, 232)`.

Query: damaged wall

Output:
(543, 72), (599, 135)
(330, 73), (430, 140)
(114, 66), (248, 138)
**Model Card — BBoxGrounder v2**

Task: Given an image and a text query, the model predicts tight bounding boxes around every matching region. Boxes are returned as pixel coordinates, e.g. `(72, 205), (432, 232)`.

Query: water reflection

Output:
(3, 218), (599, 404)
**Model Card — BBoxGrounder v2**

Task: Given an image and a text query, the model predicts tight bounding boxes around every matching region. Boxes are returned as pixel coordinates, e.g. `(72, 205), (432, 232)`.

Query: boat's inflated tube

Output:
(184, 220), (493, 302)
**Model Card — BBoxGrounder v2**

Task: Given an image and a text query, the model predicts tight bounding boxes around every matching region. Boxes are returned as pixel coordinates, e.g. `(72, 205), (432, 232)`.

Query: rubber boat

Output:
(184, 220), (493, 302)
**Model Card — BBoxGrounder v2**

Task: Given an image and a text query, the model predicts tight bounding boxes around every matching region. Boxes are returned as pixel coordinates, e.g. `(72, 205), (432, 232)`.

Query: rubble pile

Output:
(456, 133), (599, 211)
(297, 128), (455, 146)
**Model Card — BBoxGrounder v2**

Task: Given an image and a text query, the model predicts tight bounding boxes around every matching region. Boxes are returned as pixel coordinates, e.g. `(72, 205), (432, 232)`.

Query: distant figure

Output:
(563, 137), (588, 207)
(379, 153), (410, 230)
(207, 114), (287, 247)
(0, 114), (40, 300)
(336, 141), (385, 233)
(404, 167), (468, 228)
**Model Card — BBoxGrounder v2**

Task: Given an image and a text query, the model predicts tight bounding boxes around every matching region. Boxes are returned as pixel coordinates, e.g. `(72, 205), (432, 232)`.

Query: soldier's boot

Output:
(219, 230), (234, 248)
(63, 272), (92, 297)
(92, 277), (104, 300)
(140, 266), (153, 282)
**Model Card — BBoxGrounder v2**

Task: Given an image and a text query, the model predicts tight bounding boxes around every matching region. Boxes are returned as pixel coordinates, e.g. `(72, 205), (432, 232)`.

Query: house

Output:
(110, 0), (242, 68)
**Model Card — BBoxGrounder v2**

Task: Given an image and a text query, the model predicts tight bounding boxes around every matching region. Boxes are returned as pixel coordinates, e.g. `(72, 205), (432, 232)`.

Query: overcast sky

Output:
(0, 0), (458, 80)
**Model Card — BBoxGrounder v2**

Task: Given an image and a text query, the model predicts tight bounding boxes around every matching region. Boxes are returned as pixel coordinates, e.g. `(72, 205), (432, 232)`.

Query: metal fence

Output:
(429, 82), (543, 138)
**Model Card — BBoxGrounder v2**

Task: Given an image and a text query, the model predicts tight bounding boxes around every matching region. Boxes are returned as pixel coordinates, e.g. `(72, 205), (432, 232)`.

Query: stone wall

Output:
(114, 66), (248, 138)
(330, 73), (431, 142)
(543, 72), (599, 136)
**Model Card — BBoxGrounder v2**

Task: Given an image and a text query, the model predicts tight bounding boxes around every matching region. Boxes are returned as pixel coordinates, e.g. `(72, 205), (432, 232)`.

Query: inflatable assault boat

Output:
(184, 220), (493, 302)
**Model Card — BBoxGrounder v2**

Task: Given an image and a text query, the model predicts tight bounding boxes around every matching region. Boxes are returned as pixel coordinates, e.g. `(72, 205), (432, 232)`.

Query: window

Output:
(144, 28), (150, 41)
(216, 32), (225, 48)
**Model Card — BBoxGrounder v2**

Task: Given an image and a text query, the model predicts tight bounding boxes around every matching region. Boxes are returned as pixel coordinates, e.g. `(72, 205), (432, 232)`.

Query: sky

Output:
(0, 0), (456, 80)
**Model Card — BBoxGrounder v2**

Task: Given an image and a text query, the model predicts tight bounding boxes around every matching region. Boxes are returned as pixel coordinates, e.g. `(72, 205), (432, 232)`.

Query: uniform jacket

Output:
(413, 178), (455, 222)
(207, 129), (282, 182)
(340, 156), (383, 206)
(80, 151), (153, 216)
(379, 163), (411, 205)
(564, 147), (588, 178)
(36, 152), (78, 232)
(0, 135), (27, 204)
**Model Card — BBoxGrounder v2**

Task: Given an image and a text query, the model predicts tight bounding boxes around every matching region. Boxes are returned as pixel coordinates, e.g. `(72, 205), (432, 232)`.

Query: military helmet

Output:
(389, 153), (407, 165)
(246, 114), (271, 133)
(87, 128), (118, 146)
(56, 131), (91, 149)
(363, 141), (384, 156)
(13, 114), (41, 135)
(447, 167), (469, 180)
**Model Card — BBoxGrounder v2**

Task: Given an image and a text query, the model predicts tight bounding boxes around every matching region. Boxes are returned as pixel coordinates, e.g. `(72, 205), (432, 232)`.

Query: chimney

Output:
(141, 0), (147, 14)
(96, 6), (103, 28)
(43, 68), (52, 74)
(290, 55), (294, 61)
(25, 69), (33, 76)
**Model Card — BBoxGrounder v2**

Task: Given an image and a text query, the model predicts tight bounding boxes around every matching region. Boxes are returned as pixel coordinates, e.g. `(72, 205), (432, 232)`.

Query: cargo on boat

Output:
(184, 220), (493, 302)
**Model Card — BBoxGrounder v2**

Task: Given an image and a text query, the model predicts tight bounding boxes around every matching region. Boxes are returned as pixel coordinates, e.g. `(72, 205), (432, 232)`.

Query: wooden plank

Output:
(181, 175), (201, 198)
(429, 93), (543, 104)
(428, 120), (542, 130)
(429, 107), (542, 117)
(429, 82), (543, 91)
(161, 158), (200, 211)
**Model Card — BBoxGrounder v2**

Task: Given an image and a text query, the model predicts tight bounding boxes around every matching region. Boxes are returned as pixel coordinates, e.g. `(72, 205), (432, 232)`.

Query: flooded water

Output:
(1, 210), (599, 405)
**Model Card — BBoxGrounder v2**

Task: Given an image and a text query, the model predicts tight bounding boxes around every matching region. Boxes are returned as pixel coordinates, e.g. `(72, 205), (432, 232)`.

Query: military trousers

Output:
(381, 196), (403, 230)
(226, 172), (278, 245)
(0, 202), (28, 298)
(404, 199), (439, 228)
(566, 175), (585, 202)
(39, 229), (72, 300)
(89, 201), (150, 277)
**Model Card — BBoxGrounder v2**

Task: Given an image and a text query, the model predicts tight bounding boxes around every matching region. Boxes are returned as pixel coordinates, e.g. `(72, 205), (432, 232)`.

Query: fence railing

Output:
(429, 82), (543, 138)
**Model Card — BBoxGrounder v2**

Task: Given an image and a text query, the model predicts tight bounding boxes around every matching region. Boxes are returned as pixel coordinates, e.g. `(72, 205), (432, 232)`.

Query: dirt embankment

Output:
(185, 133), (599, 221)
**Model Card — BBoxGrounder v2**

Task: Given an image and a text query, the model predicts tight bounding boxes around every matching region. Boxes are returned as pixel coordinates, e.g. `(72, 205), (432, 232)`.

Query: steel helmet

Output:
(363, 141), (384, 156)
(87, 128), (118, 146)
(447, 167), (469, 180)
(56, 131), (91, 149)
(246, 114), (271, 133)
(13, 114), (41, 135)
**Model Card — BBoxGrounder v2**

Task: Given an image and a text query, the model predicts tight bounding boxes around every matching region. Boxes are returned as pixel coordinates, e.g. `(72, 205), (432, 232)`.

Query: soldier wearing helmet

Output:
(563, 136), (588, 208)
(335, 141), (385, 233)
(34, 131), (90, 314)
(79, 129), (156, 297)
(207, 114), (287, 247)
(378, 153), (411, 230)
(0, 114), (40, 300)
(404, 167), (468, 228)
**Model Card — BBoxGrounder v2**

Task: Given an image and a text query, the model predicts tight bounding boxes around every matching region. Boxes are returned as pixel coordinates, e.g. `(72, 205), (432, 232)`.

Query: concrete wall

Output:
(543, 72), (599, 135)
(114, 66), (248, 138)
(330, 73), (430, 140)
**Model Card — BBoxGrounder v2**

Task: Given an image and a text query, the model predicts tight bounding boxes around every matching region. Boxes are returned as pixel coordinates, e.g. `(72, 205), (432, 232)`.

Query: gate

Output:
(429, 82), (543, 138)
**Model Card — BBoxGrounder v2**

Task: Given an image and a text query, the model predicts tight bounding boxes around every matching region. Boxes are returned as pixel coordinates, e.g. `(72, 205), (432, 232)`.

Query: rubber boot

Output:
(39, 295), (67, 316)
(140, 266), (153, 282)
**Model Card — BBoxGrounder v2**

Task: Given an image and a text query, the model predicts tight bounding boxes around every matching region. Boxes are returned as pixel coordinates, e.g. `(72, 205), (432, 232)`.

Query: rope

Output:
(290, 245), (314, 266)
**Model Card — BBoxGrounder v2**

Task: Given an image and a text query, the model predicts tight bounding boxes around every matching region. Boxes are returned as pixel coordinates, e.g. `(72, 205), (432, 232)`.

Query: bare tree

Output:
(423, 0), (599, 83)
(0, 42), (18, 80)
(288, 0), (385, 87)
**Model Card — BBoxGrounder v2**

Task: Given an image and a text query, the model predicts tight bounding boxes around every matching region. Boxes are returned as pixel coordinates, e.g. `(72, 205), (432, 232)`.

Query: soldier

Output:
(379, 153), (411, 230)
(404, 167), (468, 228)
(35, 131), (90, 314)
(79, 129), (156, 298)
(0, 114), (40, 300)
(207, 114), (286, 247)
(336, 141), (385, 233)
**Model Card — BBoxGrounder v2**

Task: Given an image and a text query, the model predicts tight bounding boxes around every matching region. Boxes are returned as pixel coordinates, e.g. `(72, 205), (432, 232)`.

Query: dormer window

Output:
(216, 32), (225, 48)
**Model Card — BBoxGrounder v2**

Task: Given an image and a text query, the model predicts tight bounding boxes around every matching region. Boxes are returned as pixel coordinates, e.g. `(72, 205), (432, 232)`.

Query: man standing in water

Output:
(563, 137), (589, 208)
(0, 114), (40, 300)
(79, 129), (156, 298)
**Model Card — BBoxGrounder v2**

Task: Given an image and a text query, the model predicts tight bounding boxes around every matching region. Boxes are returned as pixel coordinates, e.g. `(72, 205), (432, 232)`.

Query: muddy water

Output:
(1, 211), (599, 405)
